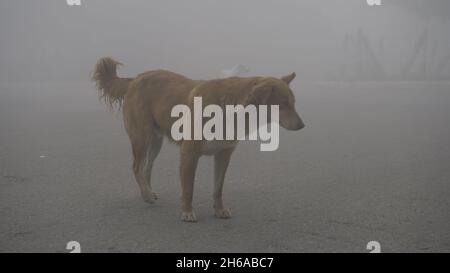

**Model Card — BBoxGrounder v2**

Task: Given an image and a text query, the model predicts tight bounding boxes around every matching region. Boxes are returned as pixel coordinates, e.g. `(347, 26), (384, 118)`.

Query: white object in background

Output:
(221, 64), (250, 78)
(367, 0), (381, 6)
(67, 0), (81, 6)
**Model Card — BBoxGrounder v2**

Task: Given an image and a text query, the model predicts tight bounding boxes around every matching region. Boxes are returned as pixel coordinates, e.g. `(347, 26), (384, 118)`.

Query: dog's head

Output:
(246, 73), (305, 131)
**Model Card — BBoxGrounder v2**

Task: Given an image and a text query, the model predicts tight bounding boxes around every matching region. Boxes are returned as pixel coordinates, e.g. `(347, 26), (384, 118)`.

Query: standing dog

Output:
(92, 57), (304, 222)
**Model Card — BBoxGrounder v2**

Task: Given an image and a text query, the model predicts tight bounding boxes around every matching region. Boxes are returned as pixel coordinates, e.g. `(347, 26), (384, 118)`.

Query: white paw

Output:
(142, 191), (158, 204)
(215, 208), (232, 219)
(181, 211), (197, 222)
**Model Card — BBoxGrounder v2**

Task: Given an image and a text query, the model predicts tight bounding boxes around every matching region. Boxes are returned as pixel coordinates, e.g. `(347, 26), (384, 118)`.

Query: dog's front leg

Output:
(213, 148), (234, 219)
(180, 141), (200, 222)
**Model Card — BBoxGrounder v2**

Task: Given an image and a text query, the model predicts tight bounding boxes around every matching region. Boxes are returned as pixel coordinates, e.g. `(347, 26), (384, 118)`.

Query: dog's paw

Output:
(181, 211), (197, 222)
(142, 191), (158, 204)
(215, 208), (232, 219)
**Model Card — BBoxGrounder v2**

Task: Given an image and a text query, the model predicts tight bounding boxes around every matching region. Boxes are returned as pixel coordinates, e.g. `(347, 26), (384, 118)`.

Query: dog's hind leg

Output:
(142, 132), (163, 200)
(126, 118), (162, 204)
(131, 138), (158, 204)
(122, 86), (163, 204)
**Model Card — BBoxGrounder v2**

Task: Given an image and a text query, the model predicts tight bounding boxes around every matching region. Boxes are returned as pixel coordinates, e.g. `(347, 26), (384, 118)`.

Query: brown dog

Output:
(92, 57), (304, 222)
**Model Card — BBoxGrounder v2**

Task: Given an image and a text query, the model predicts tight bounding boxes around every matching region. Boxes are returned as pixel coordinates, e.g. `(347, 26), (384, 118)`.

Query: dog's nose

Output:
(287, 119), (304, 131)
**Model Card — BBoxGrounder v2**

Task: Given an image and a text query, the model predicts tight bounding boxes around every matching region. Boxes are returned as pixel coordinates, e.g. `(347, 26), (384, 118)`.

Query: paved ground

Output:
(1, 81), (449, 252)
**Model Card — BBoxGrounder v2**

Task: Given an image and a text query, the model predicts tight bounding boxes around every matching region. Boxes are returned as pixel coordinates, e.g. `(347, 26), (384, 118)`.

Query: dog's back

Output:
(124, 70), (200, 139)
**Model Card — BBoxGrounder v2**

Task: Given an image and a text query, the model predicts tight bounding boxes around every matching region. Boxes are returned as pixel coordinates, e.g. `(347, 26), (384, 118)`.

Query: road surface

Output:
(1, 81), (449, 252)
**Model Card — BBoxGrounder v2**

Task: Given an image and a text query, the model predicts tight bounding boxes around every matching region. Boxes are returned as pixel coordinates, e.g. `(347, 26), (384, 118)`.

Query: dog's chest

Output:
(201, 140), (237, 155)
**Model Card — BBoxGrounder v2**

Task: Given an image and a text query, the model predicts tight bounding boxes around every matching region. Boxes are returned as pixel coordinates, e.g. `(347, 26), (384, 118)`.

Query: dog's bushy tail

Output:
(91, 57), (132, 109)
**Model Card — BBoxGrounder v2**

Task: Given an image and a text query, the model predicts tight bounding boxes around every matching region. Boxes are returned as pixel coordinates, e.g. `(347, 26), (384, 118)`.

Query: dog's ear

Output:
(246, 82), (273, 105)
(281, 72), (296, 85)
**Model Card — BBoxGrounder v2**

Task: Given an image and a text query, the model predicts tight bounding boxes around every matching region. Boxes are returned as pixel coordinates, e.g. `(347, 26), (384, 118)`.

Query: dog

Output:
(91, 57), (304, 222)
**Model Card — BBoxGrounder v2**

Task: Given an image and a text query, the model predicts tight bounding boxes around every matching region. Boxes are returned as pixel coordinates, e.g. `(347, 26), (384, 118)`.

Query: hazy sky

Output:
(1, 0), (449, 82)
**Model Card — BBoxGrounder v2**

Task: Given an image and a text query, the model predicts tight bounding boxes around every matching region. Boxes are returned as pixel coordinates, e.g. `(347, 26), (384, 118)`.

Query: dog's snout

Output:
(294, 119), (305, 131)
(283, 117), (305, 131)
(280, 110), (305, 131)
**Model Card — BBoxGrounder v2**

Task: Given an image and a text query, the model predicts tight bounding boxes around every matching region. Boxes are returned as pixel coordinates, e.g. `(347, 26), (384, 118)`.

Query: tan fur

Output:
(92, 57), (304, 222)
(91, 57), (133, 109)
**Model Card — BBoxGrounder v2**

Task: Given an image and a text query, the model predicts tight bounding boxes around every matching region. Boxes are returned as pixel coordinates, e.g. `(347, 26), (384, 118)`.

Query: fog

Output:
(1, 1), (450, 252)
(1, 0), (449, 82)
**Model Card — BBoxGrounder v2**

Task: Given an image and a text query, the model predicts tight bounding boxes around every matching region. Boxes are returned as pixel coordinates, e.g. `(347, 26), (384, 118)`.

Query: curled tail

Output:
(91, 57), (132, 109)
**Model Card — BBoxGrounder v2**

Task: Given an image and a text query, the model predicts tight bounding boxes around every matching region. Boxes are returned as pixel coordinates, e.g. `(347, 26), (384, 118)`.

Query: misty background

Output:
(1, 0), (449, 82)
(1, 0), (450, 252)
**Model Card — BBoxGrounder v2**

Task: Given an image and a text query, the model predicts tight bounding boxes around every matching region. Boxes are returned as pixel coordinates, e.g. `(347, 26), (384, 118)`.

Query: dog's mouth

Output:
(281, 119), (305, 131)
(279, 111), (305, 131)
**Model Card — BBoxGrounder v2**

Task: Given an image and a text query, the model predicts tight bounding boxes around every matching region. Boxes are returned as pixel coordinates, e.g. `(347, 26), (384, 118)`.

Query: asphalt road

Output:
(1, 81), (449, 252)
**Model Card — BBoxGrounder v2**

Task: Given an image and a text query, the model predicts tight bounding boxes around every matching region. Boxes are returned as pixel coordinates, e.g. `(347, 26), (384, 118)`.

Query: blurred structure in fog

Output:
(221, 64), (250, 78)
(341, 29), (386, 81)
(388, 0), (450, 81)
(336, 1), (450, 82)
